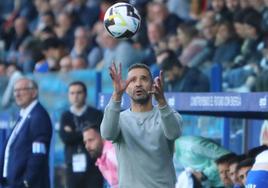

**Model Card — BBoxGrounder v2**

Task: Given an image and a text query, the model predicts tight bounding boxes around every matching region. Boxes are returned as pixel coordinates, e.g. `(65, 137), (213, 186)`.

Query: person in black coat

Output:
(0, 78), (52, 188)
(59, 81), (103, 188)
(158, 49), (210, 92)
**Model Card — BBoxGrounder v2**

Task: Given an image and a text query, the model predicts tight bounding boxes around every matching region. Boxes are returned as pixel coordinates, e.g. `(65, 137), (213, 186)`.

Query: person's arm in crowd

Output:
(59, 112), (83, 144)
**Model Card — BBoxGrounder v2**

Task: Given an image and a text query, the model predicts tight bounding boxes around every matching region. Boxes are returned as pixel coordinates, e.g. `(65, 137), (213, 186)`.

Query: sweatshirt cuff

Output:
(159, 104), (173, 116)
(108, 99), (121, 111)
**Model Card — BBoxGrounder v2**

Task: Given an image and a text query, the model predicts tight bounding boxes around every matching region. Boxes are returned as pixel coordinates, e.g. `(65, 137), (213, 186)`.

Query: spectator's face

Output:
(239, 0), (250, 9)
(14, 17), (28, 36)
(243, 23), (257, 39)
(0, 64), (6, 76)
(83, 129), (103, 159)
(229, 163), (240, 184)
(126, 68), (152, 104)
(218, 163), (233, 186)
(234, 22), (246, 38)
(68, 84), (86, 108)
(211, 0), (225, 12)
(147, 23), (163, 45)
(59, 56), (72, 73)
(177, 28), (190, 48)
(74, 28), (89, 48)
(41, 14), (55, 28)
(225, 0), (239, 12)
(72, 58), (87, 70)
(149, 3), (167, 23)
(238, 166), (252, 185)
(249, 0), (264, 11)
(164, 66), (181, 82)
(200, 14), (218, 40)
(13, 79), (37, 108)
(216, 24), (231, 44)
(57, 13), (71, 28)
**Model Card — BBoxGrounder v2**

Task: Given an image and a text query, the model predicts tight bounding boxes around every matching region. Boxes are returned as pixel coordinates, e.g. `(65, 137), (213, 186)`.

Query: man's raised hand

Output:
(109, 62), (133, 101)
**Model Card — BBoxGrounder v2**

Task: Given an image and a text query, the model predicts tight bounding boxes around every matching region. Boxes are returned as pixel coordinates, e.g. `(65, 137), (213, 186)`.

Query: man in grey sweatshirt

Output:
(101, 63), (183, 188)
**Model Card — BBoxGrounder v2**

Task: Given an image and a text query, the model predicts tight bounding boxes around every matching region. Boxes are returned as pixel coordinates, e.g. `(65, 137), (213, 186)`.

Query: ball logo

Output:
(103, 2), (141, 39)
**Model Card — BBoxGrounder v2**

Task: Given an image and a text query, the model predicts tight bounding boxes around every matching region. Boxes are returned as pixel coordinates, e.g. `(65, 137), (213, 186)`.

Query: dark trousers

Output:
(66, 167), (103, 188)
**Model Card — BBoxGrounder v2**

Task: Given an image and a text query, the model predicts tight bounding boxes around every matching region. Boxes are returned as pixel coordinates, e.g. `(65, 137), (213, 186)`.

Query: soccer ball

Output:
(103, 2), (141, 39)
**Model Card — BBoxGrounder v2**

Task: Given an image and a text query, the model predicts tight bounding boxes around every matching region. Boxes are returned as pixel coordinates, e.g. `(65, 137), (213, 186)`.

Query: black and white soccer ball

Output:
(103, 2), (141, 39)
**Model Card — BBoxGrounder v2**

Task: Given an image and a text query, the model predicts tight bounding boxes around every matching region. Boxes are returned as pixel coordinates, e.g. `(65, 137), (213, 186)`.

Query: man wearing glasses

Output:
(0, 78), (52, 188)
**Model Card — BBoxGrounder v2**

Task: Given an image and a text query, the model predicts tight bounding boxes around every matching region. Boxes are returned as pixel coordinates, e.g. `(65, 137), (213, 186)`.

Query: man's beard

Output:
(131, 89), (151, 104)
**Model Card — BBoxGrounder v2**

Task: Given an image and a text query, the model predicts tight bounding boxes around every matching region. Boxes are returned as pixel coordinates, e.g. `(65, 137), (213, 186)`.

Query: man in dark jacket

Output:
(158, 49), (210, 92)
(0, 78), (52, 188)
(59, 81), (103, 188)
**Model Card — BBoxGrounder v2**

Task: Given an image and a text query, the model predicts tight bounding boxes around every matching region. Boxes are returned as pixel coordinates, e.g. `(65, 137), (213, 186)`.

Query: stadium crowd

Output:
(1, 0), (268, 188)
(1, 0), (268, 97)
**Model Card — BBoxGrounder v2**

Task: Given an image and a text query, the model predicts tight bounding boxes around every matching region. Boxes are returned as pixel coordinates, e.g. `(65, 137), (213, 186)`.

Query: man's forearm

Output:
(159, 105), (183, 140)
(100, 99), (121, 141)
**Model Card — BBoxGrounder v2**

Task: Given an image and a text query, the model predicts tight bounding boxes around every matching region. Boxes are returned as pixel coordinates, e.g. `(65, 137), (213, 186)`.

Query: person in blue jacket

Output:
(0, 78), (52, 188)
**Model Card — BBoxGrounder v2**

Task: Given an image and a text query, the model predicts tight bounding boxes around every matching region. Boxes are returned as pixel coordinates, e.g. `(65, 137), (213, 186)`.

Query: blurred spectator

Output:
(159, 49), (209, 92)
(263, 0), (268, 29)
(223, 9), (263, 91)
(72, 56), (87, 70)
(210, 0), (232, 21)
(30, 0), (51, 32)
(192, 10), (218, 70)
(82, 124), (118, 188)
(34, 11), (56, 35)
(239, 0), (250, 10)
(146, 1), (183, 35)
(228, 155), (246, 188)
(1, 63), (23, 108)
(246, 150), (268, 188)
(6, 16), (32, 64)
(54, 11), (75, 50)
(49, 0), (67, 17)
(236, 158), (254, 186)
(249, 0), (265, 12)
(174, 136), (231, 188)
(212, 20), (241, 70)
(215, 153), (237, 188)
(225, 0), (240, 14)
(17, 36), (43, 73)
(59, 55), (73, 73)
(36, 26), (57, 40)
(70, 26), (101, 68)
(35, 37), (67, 73)
(96, 28), (144, 71)
(0, 62), (6, 76)
(59, 81), (104, 188)
(167, 0), (191, 21)
(143, 21), (166, 66)
(65, 0), (99, 28)
(177, 22), (207, 67)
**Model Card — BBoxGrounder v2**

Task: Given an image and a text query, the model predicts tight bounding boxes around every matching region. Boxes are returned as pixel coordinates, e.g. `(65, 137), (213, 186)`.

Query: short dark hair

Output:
(41, 37), (62, 50)
(82, 123), (100, 134)
(158, 49), (183, 71)
(128, 63), (153, 81)
(236, 158), (255, 171)
(229, 154), (247, 165)
(68, 81), (87, 96)
(215, 153), (237, 165)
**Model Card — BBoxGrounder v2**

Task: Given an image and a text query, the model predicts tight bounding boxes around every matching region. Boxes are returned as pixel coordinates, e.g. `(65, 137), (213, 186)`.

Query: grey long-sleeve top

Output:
(101, 99), (183, 188)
